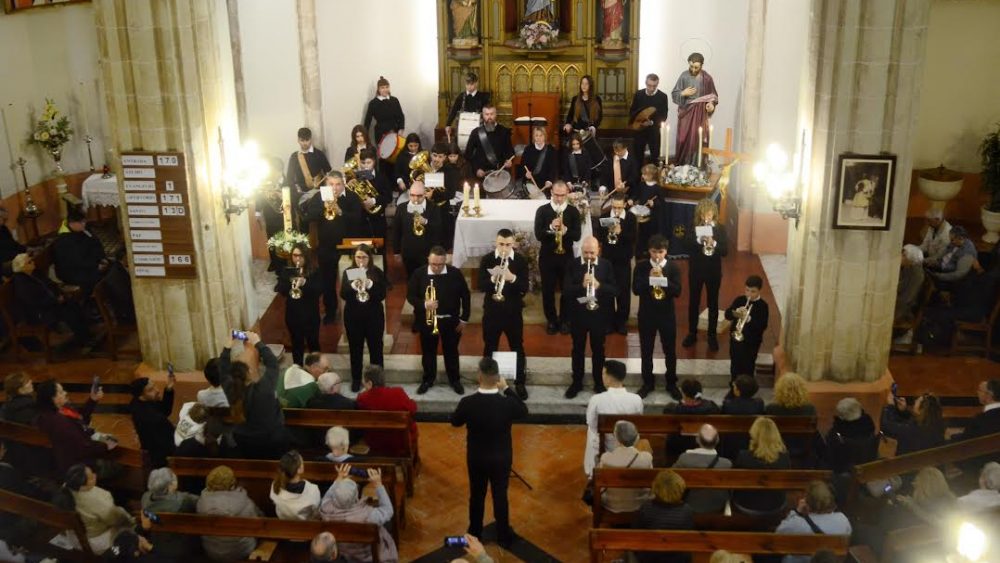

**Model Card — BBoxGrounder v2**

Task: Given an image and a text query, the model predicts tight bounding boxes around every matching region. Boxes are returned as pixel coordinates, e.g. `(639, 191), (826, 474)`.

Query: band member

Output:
(364, 76), (405, 145)
(563, 75), (603, 138)
(392, 181), (442, 279)
(672, 53), (718, 167)
(356, 148), (393, 239)
(286, 127), (332, 226)
(305, 171), (362, 323)
(478, 229), (530, 400)
(465, 105), (514, 180)
(683, 198), (728, 351)
(724, 275), (769, 381)
(564, 236), (617, 398)
(276, 244), (322, 366)
(632, 164), (661, 260)
(256, 163), (287, 272)
(600, 139), (640, 200)
(344, 124), (373, 163)
(407, 246), (471, 395)
(339, 244), (386, 392)
(394, 133), (424, 193)
(632, 235), (682, 399)
(445, 72), (491, 141)
(562, 133), (593, 186)
(534, 181), (582, 335)
(447, 141), (471, 181)
(597, 193), (635, 334)
(420, 143), (462, 250)
(629, 73), (670, 164)
(521, 126), (557, 193)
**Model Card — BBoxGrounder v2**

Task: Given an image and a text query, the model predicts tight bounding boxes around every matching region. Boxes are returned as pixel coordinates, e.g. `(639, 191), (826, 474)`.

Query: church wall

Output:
(0, 4), (108, 198)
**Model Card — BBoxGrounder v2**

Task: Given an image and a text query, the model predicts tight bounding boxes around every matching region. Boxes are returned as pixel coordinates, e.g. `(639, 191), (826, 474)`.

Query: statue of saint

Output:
(524, 0), (555, 23)
(451, 0), (479, 44)
(601, 0), (626, 47)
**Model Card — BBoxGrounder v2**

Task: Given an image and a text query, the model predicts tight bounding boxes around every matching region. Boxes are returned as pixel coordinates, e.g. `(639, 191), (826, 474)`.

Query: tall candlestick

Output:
(281, 186), (292, 232)
(709, 124), (714, 148)
(659, 121), (667, 160)
(462, 182), (470, 215)
(473, 183), (481, 213)
(665, 123), (671, 162)
(697, 126), (703, 168)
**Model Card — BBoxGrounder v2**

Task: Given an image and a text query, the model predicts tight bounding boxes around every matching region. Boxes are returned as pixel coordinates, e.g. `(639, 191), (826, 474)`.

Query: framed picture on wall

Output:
(833, 153), (897, 231)
(4, 0), (89, 15)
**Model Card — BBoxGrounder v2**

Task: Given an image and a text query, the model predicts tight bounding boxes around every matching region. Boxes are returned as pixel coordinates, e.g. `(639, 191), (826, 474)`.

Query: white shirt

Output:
(584, 387), (644, 476)
(300, 146), (314, 154)
(651, 259), (666, 270)
(957, 489), (1000, 512)
(550, 202), (567, 213)
(376, 95), (389, 101)
(427, 265), (448, 276)
(984, 402), (1000, 413)
(407, 202), (426, 214)
(477, 388), (500, 394)
(534, 143), (545, 150)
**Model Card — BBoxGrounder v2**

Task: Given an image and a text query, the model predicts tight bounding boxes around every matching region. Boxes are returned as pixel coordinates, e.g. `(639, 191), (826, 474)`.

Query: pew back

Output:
(589, 529), (849, 563)
(0, 488), (94, 559)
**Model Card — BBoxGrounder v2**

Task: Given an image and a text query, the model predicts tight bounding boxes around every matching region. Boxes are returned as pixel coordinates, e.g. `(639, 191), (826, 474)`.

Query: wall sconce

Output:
(754, 143), (801, 226)
(219, 129), (269, 223)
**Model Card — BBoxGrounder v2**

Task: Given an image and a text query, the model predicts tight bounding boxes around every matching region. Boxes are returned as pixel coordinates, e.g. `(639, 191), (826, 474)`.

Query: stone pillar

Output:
(95, 0), (253, 370)
(296, 0), (324, 148)
(781, 0), (931, 383)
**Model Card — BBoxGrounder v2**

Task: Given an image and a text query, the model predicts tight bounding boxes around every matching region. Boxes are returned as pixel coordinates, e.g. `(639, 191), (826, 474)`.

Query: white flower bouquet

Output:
(267, 230), (311, 258)
(30, 98), (73, 153)
(664, 164), (710, 187)
(519, 21), (559, 49)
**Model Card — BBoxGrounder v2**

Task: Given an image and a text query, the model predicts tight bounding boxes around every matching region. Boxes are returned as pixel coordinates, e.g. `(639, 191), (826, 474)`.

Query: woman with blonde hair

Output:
(766, 373), (816, 416)
(733, 417), (790, 515)
(683, 197), (727, 351)
(632, 470), (694, 563)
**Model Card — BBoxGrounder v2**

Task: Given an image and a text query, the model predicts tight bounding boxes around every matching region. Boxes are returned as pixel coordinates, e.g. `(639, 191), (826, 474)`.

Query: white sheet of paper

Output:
(320, 185), (334, 202)
(577, 296), (594, 304)
(492, 351), (517, 378)
(695, 225), (713, 239)
(350, 240), (373, 246)
(599, 217), (618, 227)
(424, 172), (444, 188)
(648, 276), (669, 287)
(346, 268), (366, 281)
(488, 266), (503, 276)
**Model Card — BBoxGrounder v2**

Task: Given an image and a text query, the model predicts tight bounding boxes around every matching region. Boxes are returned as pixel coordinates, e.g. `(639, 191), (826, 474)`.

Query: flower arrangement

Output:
(30, 98), (73, 154)
(519, 21), (559, 49)
(664, 164), (710, 187)
(512, 229), (541, 293)
(568, 190), (592, 218)
(267, 230), (310, 258)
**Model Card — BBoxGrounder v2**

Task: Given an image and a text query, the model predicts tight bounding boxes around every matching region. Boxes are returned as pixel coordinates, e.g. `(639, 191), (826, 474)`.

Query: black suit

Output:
(534, 203), (582, 326)
(600, 153), (641, 195)
(521, 143), (557, 189)
(130, 389), (175, 468)
(465, 124), (514, 175)
(686, 223), (728, 337)
(426, 164), (462, 251)
(360, 170), (394, 240)
(565, 258), (617, 388)
(631, 182), (661, 260)
(407, 266), (470, 385)
(633, 259), (683, 388)
(339, 266), (387, 386)
(305, 192), (363, 318)
(629, 89), (670, 163)
(450, 387), (528, 544)
(478, 252), (530, 384)
(52, 230), (106, 295)
(363, 96), (405, 142)
(276, 267), (322, 366)
(446, 91), (491, 126)
(0, 225), (25, 265)
(392, 203), (443, 279)
(952, 408), (1000, 442)
(724, 296), (769, 379)
(562, 150), (593, 185)
(597, 210), (636, 329)
(286, 149), (332, 227)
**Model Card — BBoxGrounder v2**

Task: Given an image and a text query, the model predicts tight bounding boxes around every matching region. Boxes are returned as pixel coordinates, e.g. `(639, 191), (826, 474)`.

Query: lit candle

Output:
(660, 121), (667, 160)
(697, 126), (703, 168)
(473, 183), (481, 210)
(79, 82), (91, 136)
(665, 123), (671, 162)
(462, 181), (470, 212)
(709, 124), (714, 148)
(281, 186), (292, 232)
(0, 106), (15, 168)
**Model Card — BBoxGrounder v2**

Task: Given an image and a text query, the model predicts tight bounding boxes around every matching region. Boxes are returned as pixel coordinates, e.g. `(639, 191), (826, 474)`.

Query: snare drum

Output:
(526, 181), (546, 200)
(457, 112), (480, 151)
(630, 204), (652, 223)
(583, 133), (607, 170)
(483, 169), (515, 199)
(378, 132), (405, 163)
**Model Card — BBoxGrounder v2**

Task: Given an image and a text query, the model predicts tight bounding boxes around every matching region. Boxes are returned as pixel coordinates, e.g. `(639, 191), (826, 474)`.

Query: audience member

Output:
(926, 225), (976, 288)
(140, 468), (199, 557)
(1, 372), (37, 425)
(0, 440), (46, 547)
(895, 245), (925, 330)
(11, 252), (93, 348)
(957, 462), (1000, 513)
(53, 464), (134, 554)
(709, 551), (752, 563)
(598, 420), (653, 513)
(919, 208), (951, 263)
(270, 450), (321, 520)
(51, 207), (109, 296)
(774, 481), (851, 563)
(0, 205), (25, 266)
(631, 470), (694, 563)
(671, 424), (732, 514)
(310, 531), (346, 563)
(952, 379), (1000, 441)
(103, 529), (167, 562)
(449, 534), (494, 563)
(733, 417), (791, 515)
(880, 392), (945, 455)
(322, 426), (356, 463)
(319, 464), (398, 563)
(197, 358), (229, 408)
(174, 401), (208, 447)
(35, 379), (116, 475)
(585, 360), (643, 477)
(278, 352), (327, 408)
(197, 465), (262, 561)
(307, 372), (356, 410)
(221, 331), (290, 459)
(722, 375), (764, 415)
(129, 376), (176, 468)
(861, 467), (957, 558)
(823, 397), (878, 473)
(663, 377), (720, 458)
(765, 373), (816, 416)
(356, 365), (417, 457)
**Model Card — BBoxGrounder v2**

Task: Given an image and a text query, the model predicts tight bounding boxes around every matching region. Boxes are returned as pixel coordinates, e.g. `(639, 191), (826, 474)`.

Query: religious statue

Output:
(524, 0), (555, 23)
(601, 0), (627, 48)
(450, 0), (479, 47)
(671, 52), (718, 167)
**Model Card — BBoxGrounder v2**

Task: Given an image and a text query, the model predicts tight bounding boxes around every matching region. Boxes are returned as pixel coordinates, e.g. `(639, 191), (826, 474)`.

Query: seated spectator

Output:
(34, 379), (116, 476)
(196, 465), (262, 561)
(861, 467), (957, 558)
(174, 402), (208, 447)
(270, 450), (321, 520)
(598, 420), (653, 513)
(310, 531), (346, 563)
(709, 551), (751, 563)
(722, 375), (765, 415)
(585, 361), (644, 477)
(319, 464), (398, 563)
(663, 378), (719, 458)
(141, 467), (199, 558)
(957, 462), (1000, 513)
(952, 379), (1000, 441)
(356, 365), (417, 458)
(895, 245), (926, 331)
(11, 252), (93, 347)
(920, 268), (998, 347)
(220, 331), (290, 459)
(880, 392), (945, 455)
(775, 481), (851, 563)
(322, 426), (356, 463)
(129, 376), (176, 469)
(919, 208), (951, 264)
(631, 470), (694, 563)
(0, 205), (25, 266)
(765, 373), (816, 416)
(196, 358), (229, 408)
(671, 424), (732, 514)
(823, 397), (878, 473)
(52, 207), (109, 296)
(926, 225), (976, 288)
(449, 534), (494, 563)
(733, 417), (791, 515)
(53, 464), (134, 555)
(278, 352), (328, 408)
(104, 529), (165, 562)
(308, 372), (356, 410)
(1, 372), (37, 424)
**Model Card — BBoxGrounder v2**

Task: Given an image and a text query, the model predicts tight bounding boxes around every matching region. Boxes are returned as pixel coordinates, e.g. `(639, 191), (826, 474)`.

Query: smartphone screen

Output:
(91, 375), (101, 395)
(349, 467), (368, 479)
(167, 362), (174, 377)
(231, 329), (248, 341)
(444, 536), (468, 548)
(891, 382), (898, 398)
(142, 509), (161, 524)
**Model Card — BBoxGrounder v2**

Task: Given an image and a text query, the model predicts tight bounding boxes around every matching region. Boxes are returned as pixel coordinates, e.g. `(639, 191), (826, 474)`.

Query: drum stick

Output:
(446, 128), (452, 144)
(523, 166), (541, 192)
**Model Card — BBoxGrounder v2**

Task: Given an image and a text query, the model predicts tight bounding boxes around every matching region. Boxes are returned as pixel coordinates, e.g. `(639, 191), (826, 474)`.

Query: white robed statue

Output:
(524, 0), (555, 22)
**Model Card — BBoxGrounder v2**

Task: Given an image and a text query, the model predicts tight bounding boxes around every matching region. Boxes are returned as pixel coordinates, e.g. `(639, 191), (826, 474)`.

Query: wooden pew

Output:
(167, 456), (406, 539)
(589, 529), (849, 563)
(0, 489), (94, 562)
(282, 409), (418, 496)
(150, 512), (382, 563)
(591, 467), (831, 528)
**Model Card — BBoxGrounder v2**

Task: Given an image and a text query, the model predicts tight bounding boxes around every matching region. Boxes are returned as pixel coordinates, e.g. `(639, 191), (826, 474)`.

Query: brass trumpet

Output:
(607, 218), (619, 245)
(353, 276), (369, 303)
(347, 177), (383, 215)
(733, 301), (753, 342)
(324, 198), (341, 221)
(650, 263), (665, 301)
(412, 210), (426, 237)
(585, 260), (599, 311)
(290, 267), (304, 300)
(554, 209), (565, 255)
(701, 223), (716, 256)
(425, 279), (439, 335)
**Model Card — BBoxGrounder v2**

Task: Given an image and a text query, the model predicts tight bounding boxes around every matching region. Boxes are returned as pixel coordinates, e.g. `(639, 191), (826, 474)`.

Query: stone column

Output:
(296, 0), (324, 148)
(781, 0), (931, 382)
(94, 0), (253, 370)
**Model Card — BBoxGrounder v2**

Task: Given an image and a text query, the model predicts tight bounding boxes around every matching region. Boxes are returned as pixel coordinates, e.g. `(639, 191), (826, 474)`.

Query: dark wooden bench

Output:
(0, 488), (94, 562)
(149, 512), (382, 563)
(591, 467), (831, 528)
(167, 456), (406, 540)
(589, 529), (849, 563)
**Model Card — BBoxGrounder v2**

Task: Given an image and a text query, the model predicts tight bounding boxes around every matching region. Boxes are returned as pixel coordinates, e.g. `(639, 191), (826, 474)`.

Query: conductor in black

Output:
(450, 357), (528, 548)
(478, 229), (530, 400)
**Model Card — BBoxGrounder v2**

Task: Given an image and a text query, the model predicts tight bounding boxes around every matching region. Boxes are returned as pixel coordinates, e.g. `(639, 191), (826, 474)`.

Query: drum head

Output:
(483, 170), (512, 193)
(526, 182), (545, 200)
(378, 132), (405, 162)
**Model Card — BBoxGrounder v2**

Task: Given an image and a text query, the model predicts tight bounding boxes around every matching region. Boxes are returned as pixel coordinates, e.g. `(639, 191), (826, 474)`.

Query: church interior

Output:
(0, 0), (998, 561)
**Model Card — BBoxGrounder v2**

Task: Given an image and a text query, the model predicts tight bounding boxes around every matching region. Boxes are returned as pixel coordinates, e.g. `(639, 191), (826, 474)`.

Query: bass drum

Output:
(483, 169), (515, 199)
(456, 112), (480, 151)
(378, 132), (405, 163)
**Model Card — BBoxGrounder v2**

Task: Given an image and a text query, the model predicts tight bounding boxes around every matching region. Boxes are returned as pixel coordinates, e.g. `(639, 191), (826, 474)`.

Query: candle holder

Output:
(462, 203), (471, 217)
(473, 205), (482, 218)
(15, 157), (41, 218)
(84, 135), (95, 172)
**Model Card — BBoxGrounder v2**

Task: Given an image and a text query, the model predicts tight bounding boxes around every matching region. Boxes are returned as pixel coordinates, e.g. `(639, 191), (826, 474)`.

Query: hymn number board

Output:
(120, 151), (197, 279)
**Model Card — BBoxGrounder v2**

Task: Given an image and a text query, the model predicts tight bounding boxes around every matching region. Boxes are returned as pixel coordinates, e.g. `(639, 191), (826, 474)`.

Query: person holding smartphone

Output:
(339, 244), (386, 392)
(129, 369), (177, 468)
(275, 243), (322, 366)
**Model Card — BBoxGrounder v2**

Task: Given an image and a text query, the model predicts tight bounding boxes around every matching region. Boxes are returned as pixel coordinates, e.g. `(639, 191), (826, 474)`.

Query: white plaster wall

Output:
(0, 4), (107, 197)
(913, 0), (1000, 172)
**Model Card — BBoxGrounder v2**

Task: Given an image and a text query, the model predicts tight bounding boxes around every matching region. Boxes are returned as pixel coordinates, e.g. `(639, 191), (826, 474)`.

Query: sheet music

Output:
(493, 351), (517, 378)
(346, 268), (366, 281)
(695, 225), (714, 239)
(424, 172), (444, 188)
(599, 217), (618, 227)
(648, 276), (669, 287)
(320, 185), (334, 202)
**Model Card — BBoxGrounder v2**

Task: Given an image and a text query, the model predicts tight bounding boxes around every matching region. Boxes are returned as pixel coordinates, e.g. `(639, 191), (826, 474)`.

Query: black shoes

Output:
(416, 381), (432, 395)
(451, 380), (465, 395)
(593, 385), (608, 394)
(666, 384), (682, 401)
(615, 323), (628, 335)
(546, 322), (558, 335)
(682, 333), (697, 347)
(637, 384), (653, 399)
(515, 384), (529, 400)
(564, 383), (583, 399)
(708, 335), (719, 351)
(559, 322), (571, 335)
